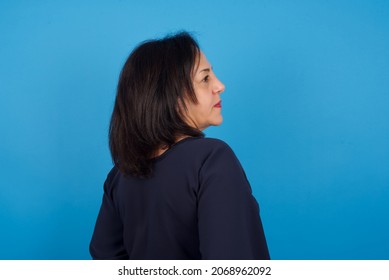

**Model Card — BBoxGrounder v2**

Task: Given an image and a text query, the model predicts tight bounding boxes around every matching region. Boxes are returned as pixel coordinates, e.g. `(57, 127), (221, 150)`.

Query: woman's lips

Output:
(214, 101), (222, 108)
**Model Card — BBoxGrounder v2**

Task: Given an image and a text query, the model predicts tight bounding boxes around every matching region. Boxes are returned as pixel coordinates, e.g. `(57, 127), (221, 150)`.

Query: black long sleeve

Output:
(90, 137), (270, 259)
(197, 143), (270, 259)
(89, 169), (128, 259)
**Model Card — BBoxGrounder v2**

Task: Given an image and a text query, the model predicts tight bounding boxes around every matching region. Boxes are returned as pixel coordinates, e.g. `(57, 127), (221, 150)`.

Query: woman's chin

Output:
(211, 117), (223, 127)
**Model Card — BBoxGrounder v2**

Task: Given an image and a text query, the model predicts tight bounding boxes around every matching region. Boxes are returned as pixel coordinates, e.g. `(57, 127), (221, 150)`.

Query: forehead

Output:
(195, 52), (211, 73)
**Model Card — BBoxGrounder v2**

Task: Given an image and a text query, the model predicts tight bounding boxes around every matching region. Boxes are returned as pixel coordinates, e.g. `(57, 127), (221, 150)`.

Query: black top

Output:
(90, 137), (270, 259)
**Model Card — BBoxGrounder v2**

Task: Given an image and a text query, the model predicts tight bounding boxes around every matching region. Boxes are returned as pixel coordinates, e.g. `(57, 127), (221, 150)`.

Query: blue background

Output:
(1, 0), (388, 259)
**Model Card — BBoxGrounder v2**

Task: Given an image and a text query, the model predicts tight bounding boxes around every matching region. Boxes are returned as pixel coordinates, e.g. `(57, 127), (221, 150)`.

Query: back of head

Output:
(109, 31), (204, 178)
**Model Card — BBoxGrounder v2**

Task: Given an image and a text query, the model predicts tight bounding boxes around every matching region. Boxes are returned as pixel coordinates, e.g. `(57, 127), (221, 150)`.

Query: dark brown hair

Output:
(109, 31), (204, 178)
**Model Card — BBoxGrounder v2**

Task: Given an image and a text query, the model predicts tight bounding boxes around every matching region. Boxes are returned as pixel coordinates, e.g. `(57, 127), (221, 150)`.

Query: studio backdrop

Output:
(1, 0), (388, 259)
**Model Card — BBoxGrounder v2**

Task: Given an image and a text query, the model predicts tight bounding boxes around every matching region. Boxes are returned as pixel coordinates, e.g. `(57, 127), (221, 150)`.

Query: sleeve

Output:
(197, 143), (270, 259)
(89, 169), (129, 259)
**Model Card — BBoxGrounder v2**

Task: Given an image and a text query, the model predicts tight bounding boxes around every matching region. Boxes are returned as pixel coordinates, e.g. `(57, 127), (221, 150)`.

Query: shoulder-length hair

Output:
(109, 31), (204, 178)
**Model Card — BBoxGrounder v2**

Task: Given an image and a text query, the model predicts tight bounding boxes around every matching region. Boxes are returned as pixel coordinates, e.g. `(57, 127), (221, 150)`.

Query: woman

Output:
(90, 32), (270, 260)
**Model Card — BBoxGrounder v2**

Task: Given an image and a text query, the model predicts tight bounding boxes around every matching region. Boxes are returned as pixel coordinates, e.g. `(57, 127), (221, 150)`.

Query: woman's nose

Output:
(213, 77), (225, 94)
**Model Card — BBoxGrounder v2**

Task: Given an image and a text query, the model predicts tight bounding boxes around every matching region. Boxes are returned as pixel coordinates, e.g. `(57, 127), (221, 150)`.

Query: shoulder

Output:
(193, 137), (229, 146)
(199, 137), (231, 148)
(196, 138), (251, 193)
(185, 137), (242, 171)
(165, 136), (240, 172)
(199, 137), (237, 158)
(182, 137), (235, 156)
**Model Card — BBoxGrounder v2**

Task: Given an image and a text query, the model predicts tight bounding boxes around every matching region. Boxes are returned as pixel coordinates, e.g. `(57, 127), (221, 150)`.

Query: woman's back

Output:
(90, 137), (269, 259)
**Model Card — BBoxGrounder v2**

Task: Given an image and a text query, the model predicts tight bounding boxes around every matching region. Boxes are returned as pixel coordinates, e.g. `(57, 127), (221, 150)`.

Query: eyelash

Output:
(202, 75), (210, 83)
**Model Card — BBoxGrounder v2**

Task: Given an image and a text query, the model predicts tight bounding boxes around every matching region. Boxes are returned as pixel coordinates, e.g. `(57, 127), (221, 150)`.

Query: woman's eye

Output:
(202, 75), (209, 83)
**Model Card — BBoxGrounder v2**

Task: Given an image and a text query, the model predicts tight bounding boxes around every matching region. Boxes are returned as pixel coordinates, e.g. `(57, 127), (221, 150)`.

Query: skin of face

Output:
(184, 52), (225, 131)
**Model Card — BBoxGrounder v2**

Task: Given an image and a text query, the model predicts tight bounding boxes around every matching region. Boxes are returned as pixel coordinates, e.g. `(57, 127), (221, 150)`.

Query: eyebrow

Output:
(198, 66), (213, 74)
